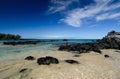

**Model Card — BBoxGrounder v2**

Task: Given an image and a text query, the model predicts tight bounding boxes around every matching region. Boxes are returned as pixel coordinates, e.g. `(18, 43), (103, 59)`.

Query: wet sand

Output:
(0, 49), (120, 79)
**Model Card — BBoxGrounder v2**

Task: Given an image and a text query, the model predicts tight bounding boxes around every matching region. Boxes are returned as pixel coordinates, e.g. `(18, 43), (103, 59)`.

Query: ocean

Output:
(0, 39), (97, 60)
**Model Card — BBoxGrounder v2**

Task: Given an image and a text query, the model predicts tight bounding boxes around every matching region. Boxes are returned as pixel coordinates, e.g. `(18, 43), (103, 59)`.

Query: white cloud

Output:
(44, 35), (62, 38)
(96, 12), (120, 21)
(62, 0), (120, 27)
(103, 2), (120, 11)
(37, 35), (82, 39)
(48, 0), (120, 27)
(48, 0), (79, 14)
(38, 35), (66, 39)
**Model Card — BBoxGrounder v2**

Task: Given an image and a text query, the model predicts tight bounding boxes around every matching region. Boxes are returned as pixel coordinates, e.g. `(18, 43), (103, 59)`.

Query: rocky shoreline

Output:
(59, 30), (120, 54)
(0, 30), (120, 79)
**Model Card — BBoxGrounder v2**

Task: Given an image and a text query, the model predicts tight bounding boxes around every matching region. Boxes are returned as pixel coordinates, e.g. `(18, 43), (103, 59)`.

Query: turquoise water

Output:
(0, 39), (97, 60)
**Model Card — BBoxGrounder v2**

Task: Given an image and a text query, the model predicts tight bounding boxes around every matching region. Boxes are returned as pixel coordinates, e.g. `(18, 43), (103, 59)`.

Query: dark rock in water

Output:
(73, 54), (80, 57)
(104, 55), (109, 58)
(37, 56), (59, 65)
(65, 60), (79, 64)
(63, 39), (68, 41)
(3, 41), (39, 45)
(58, 30), (120, 54)
(25, 56), (35, 60)
(59, 43), (102, 54)
(58, 44), (75, 51)
(14, 50), (21, 53)
(19, 68), (28, 73)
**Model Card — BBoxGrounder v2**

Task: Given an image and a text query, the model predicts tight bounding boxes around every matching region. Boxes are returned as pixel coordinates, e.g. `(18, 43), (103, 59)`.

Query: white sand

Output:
(0, 49), (120, 79)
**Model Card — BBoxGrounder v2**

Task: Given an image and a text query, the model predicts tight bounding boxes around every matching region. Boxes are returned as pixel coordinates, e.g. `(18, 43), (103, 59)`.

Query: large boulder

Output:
(37, 57), (50, 65)
(45, 56), (59, 64)
(37, 56), (59, 65)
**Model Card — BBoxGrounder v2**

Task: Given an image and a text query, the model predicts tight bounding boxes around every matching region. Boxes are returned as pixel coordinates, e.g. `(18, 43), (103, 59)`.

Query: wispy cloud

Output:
(62, 0), (120, 27)
(96, 12), (120, 21)
(48, 0), (79, 14)
(38, 35), (78, 39)
(49, 0), (120, 27)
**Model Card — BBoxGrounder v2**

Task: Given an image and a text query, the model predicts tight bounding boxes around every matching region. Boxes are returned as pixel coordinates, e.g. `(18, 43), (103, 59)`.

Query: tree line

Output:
(0, 33), (21, 40)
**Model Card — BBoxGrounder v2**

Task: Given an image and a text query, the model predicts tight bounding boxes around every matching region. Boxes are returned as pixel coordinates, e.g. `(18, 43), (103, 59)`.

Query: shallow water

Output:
(0, 43), (57, 61)
(0, 39), (96, 60)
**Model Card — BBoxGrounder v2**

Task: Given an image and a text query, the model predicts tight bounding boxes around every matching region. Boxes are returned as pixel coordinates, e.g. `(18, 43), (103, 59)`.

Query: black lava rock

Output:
(3, 41), (39, 45)
(73, 54), (80, 57)
(65, 60), (79, 64)
(63, 39), (68, 41)
(19, 68), (28, 73)
(37, 57), (50, 65)
(37, 56), (59, 65)
(46, 56), (59, 64)
(104, 55), (109, 58)
(58, 31), (120, 54)
(25, 56), (35, 60)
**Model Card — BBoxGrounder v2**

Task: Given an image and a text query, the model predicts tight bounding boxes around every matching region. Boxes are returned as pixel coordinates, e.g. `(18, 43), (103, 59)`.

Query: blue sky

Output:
(0, 0), (120, 39)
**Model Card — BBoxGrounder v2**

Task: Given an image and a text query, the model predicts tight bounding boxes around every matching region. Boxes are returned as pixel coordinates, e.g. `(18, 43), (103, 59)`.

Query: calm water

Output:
(0, 39), (97, 60)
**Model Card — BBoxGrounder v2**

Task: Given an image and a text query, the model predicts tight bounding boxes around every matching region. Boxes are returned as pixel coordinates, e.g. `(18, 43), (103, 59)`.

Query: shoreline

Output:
(0, 31), (120, 79)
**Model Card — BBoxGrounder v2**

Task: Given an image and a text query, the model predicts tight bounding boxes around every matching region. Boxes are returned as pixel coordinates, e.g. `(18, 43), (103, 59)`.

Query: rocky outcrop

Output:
(96, 31), (120, 49)
(59, 43), (102, 54)
(59, 30), (120, 53)
(104, 30), (120, 38)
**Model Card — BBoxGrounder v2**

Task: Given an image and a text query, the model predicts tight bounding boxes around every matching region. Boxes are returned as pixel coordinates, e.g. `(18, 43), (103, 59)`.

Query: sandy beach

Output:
(0, 49), (120, 79)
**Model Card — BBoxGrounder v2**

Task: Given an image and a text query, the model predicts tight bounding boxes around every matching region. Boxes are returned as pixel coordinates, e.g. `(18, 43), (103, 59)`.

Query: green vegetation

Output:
(0, 33), (21, 40)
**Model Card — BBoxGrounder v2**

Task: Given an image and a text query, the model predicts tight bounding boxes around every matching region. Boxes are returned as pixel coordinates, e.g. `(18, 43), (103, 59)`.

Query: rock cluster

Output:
(24, 56), (80, 65)
(59, 43), (102, 54)
(59, 30), (120, 54)
(3, 41), (39, 45)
